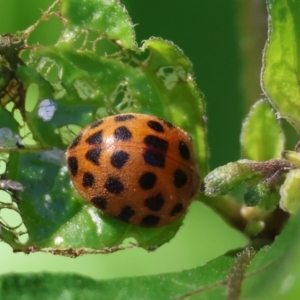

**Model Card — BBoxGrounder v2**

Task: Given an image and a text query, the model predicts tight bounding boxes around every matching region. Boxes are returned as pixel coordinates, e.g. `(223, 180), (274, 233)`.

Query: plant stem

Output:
(201, 194), (289, 243)
(201, 195), (248, 233)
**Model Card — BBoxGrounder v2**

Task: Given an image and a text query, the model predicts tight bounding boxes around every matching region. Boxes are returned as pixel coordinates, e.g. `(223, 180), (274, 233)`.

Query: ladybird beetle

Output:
(66, 113), (200, 227)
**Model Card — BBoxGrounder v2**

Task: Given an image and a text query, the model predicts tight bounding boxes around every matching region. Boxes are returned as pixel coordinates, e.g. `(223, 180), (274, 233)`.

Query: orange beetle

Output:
(66, 113), (200, 227)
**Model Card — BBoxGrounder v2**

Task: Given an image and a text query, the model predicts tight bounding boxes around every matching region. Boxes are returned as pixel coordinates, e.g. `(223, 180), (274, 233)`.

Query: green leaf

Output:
(61, 0), (136, 50)
(0, 0), (208, 253)
(262, 0), (300, 133)
(241, 210), (300, 299)
(279, 169), (300, 214)
(0, 255), (235, 299)
(204, 159), (260, 196)
(241, 100), (284, 161)
(1, 211), (300, 299)
(244, 180), (280, 211)
(282, 150), (300, 168)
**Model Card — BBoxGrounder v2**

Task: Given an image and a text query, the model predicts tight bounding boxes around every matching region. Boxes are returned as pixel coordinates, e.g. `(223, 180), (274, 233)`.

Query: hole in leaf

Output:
(25, 83), (39, 112)
(111, 81), (136, 113)
(73, 79), (95, 101)
(0, 161), (6, 174)
(0, 191), (11, 204)
(18, 231), (29, 244)
(95, 38), (120, 56)
(55, 124), (83, 146)
(19, 123), (35, 146)
(36, 57), (62, 84)
(0, 207), (22, 229)
(5, 102), (14, 113)
(27, 16), (63, 46)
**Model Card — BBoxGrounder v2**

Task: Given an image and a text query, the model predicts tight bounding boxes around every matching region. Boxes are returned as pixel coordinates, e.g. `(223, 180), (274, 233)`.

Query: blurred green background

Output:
(0, 0), (249, 279)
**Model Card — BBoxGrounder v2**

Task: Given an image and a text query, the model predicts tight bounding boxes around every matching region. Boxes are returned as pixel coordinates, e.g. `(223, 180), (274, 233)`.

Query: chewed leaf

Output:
(0, 0), (208, 253)
(262, 0), (300, 132)
(60, 0), (136, 50)
(241, 100), (284, 161)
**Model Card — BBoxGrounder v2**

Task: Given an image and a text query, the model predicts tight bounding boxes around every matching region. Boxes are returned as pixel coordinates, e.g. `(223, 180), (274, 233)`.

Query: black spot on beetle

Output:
(69, 133), (82, 149)
(145, 193), (164, 211)
(174, 169), (188, 188)
(114, 126), (132, 141)
(85, 148), (102, 165)
(141, 215), (160, 226)
(158, 118), (175, 129)
(86, 131), (103, 145)
(111, 151), (130, 169)
(91, 196), (107, 210)
(179, 141), (190, 160)
(139, 172), (157, 189)
(170, 203), (184, 216)
(147, 120), (164, 133)
(82, 172), (95, 187)
(117, 206), (135, 222)
(104, 177), (124, 194)
(115, 114), (135, 122)
(144, 135), (168, 151)
(90, 120), (103, 129)
(143, 150), (165, 168)
(67, 157), (78, 176)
